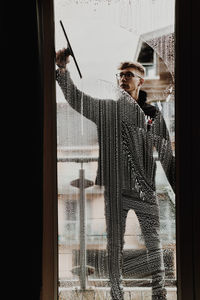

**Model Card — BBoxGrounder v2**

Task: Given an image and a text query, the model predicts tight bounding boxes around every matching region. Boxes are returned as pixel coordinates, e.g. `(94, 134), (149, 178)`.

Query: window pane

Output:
(55, 1), (176, 299)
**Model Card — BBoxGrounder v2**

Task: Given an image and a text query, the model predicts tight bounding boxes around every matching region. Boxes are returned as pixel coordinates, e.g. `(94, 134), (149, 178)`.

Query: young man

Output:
(56, 48), (175, 300)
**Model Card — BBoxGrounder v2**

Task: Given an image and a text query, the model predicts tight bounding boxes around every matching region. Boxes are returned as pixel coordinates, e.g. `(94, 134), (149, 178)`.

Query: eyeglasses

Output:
(116, 71), (143, 80)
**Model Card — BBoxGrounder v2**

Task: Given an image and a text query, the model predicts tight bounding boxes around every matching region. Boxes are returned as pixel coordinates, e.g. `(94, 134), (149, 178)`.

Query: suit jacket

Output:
(56, 69), (175, 195)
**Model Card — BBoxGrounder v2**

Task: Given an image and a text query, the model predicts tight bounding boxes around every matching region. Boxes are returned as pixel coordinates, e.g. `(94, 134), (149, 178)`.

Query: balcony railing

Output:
(58, 155), (176, 298)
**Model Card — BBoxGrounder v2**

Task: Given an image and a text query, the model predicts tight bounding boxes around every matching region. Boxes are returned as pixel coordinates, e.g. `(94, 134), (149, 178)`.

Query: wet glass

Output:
(54, 1), (176, 299)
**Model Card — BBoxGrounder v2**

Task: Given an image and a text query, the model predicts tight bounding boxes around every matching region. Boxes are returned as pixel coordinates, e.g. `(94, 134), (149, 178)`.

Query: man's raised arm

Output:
(55, 48), (100, 124)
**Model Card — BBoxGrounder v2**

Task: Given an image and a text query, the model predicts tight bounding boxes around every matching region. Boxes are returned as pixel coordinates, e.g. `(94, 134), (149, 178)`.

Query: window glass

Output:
(55, 1), (176, 299)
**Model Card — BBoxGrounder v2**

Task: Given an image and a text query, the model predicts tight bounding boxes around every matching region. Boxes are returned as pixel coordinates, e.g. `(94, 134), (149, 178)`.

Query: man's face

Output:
(117, 67), (144, 96)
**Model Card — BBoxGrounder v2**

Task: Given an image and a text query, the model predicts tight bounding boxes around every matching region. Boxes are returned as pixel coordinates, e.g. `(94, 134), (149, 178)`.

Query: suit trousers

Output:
(104, 188), (167, 300)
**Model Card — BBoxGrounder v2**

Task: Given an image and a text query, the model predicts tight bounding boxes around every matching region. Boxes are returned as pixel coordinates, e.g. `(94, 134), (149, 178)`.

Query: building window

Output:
(138, 42), (158, 79)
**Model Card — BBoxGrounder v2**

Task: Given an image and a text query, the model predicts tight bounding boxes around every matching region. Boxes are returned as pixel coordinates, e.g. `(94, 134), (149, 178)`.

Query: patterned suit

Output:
(56, 69), (175, 300)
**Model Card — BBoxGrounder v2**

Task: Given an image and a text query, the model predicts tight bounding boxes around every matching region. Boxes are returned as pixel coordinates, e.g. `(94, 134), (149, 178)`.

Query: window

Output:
(138, 42), (157, 78)
(31, 0), (200, 299)
(54, 1), (177, 299)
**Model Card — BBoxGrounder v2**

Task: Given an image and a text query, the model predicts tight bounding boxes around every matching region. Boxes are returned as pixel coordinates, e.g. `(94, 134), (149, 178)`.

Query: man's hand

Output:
(56, 48), (70, 71)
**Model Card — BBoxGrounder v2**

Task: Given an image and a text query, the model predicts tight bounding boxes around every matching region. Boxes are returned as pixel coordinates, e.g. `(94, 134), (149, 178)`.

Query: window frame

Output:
(32, 0), (200, 299)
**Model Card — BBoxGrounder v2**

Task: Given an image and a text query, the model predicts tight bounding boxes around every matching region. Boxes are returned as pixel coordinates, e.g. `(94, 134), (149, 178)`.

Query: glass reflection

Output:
(55, 1), (176, 299)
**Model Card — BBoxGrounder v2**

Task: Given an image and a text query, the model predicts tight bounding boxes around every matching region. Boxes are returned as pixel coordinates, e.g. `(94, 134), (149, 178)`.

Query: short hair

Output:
(118, 61), (145, 77)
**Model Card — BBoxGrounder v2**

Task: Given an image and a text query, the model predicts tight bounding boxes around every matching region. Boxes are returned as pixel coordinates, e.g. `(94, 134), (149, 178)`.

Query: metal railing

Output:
(57, 155), (176, 290)
(58, 157), (98, 290)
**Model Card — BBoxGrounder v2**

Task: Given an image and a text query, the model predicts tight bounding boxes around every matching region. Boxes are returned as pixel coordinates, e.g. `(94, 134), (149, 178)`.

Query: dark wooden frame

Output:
(29, 0), (200, 299)
(175, 0), (200, 299)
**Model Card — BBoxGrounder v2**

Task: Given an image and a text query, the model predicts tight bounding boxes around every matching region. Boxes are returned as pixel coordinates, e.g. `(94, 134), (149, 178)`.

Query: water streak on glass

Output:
(55, 1), (176, 299)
